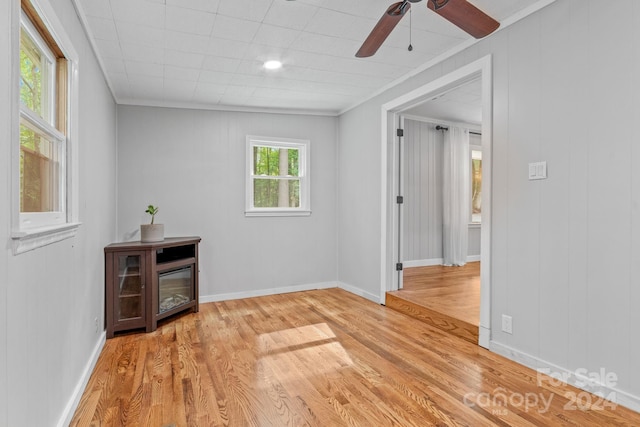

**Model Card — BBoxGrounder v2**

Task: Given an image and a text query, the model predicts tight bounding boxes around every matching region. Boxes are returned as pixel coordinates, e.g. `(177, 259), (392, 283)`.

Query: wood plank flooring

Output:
(71, 288), (640, 426)
(387, 263), (480, 343)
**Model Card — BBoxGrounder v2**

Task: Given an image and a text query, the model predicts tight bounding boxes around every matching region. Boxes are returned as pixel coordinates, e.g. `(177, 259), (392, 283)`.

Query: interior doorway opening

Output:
(389, 100), (483, 343)
(380, 56), (493, 348)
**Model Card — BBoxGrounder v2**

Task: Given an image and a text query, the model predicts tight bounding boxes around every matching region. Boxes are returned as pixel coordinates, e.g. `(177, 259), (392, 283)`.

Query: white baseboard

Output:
(200, 281), (382, 306)
(403, 256), (480, 268)
(57, 331), (106, 427)
(199, 281), (337, 303)
(336, 281), (381, 304)
(403, 258), (444, 268)
(200, 281), (381, 309)
(478, 326), (490, 349)
(490, 340), (640, 414)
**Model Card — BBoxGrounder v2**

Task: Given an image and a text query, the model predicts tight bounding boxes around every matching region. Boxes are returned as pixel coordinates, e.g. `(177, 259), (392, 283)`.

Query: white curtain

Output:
(442, 126), (470, 266)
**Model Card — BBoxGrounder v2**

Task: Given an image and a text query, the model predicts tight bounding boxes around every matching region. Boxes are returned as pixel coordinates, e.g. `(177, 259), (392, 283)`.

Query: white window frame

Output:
(19, 16), (64, 227)
(470, 145), (482, 224)
(11, 0), (80, 255)
(245, 135), (311, 217)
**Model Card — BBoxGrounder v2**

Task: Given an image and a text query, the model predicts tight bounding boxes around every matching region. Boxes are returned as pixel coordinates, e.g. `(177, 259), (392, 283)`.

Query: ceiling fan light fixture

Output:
(263, 60), (283, 70)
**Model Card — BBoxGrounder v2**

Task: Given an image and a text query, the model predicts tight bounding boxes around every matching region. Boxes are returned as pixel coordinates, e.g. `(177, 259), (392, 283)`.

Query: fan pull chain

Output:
(408, 8), (413, 52)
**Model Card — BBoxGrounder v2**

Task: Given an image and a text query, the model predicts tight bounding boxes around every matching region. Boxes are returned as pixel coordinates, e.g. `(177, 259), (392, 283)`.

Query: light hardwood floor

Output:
(386, 263), (481, 343)
(401, 262), (481, 326)
(71, 288), (639, 426)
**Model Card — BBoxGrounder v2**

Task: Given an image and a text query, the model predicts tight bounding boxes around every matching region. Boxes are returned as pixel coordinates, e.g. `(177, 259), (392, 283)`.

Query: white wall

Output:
(1, 0), (117, 425)
(116, 106), (337, 300)
(338, 0), (640, 406)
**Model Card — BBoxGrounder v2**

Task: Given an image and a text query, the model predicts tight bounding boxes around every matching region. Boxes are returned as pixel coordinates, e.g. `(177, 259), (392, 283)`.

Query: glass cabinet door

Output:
(116, 254), (144, 321)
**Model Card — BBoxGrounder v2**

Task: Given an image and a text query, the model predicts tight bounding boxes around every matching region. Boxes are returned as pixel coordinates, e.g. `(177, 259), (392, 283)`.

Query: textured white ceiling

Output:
(75, 0), (547, 115)
(404, 77), (482, 125)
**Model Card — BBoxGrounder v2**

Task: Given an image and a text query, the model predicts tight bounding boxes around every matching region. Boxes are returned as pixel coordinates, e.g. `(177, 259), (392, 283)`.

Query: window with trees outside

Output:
(20, 3), (67, 222)
(13, 0), (79, 254)
(471, 148), (482, 223)
(246, 136), (310, 216)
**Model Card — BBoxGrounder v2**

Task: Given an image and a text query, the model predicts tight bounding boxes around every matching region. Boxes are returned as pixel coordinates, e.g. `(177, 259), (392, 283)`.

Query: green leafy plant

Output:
(145, 205), (159, 224)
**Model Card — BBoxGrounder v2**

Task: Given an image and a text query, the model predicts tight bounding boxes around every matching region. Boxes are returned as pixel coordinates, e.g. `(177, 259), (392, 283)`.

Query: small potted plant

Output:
(140, 204), (164, 242)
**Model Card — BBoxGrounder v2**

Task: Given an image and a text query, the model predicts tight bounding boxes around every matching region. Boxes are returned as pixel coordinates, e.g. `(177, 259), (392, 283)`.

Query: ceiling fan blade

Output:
(356, 2), (410, 58)
(427, 0), (499, 39)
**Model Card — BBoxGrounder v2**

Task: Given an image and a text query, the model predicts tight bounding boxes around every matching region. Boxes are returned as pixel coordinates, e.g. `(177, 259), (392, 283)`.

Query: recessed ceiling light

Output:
(263, 60), (282, 70)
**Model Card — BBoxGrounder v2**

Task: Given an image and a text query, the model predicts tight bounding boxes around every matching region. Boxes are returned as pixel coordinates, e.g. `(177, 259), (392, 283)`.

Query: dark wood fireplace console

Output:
(105, 236), (201, 338)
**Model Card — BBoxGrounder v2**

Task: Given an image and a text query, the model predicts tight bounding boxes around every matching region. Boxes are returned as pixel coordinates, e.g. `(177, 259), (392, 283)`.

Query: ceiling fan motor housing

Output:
(429, 0), (451, 9)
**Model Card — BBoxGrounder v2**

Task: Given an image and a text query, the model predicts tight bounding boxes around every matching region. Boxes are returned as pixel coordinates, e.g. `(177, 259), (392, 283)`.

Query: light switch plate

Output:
(529, 161), (547, 180)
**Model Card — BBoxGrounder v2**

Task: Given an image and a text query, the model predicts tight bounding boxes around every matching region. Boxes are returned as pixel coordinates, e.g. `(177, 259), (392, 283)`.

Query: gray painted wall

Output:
(337, 102), (383, 298)
(338, 0), (640, 403)
(468, 225), (481, 258)
(402, 119), (481, 263)
(1, 0), (117, 425)
(0, 3), (9, 424)
(116, 106), (338, 299)
(403, 119), (444, 261)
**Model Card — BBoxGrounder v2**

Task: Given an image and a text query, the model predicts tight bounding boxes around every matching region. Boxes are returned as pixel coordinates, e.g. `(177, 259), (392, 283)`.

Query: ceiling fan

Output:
(355, 0), (500, 58)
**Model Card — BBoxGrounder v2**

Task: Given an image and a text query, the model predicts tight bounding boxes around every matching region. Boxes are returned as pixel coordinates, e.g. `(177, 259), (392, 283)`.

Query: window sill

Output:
(245, 210), (311, 217)
(468, 222), (481, 229)
(11, 222), (81, 255)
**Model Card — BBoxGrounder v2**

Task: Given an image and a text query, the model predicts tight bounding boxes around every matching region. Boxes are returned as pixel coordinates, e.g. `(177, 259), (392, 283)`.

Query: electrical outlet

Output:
(501, 314), (513, 334)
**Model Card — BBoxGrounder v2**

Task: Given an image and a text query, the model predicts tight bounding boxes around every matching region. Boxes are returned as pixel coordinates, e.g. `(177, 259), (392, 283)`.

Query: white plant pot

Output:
(140, 224), (164, 242)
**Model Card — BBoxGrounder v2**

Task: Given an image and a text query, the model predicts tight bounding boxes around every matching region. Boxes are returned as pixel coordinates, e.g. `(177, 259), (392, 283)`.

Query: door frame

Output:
(379, 55), (493, 348)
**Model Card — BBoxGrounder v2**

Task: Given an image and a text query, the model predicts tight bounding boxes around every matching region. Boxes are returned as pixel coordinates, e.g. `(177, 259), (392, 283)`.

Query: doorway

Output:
(380, 56), (493, 348)
(389, 98), (482, 343)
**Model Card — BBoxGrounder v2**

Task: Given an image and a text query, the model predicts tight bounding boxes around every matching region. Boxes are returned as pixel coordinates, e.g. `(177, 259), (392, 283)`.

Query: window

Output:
(12, 0), (79, 254)
(246, 136), (310, 216)
(20, 12), (65, 219)
(471, 148), (482, 223)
